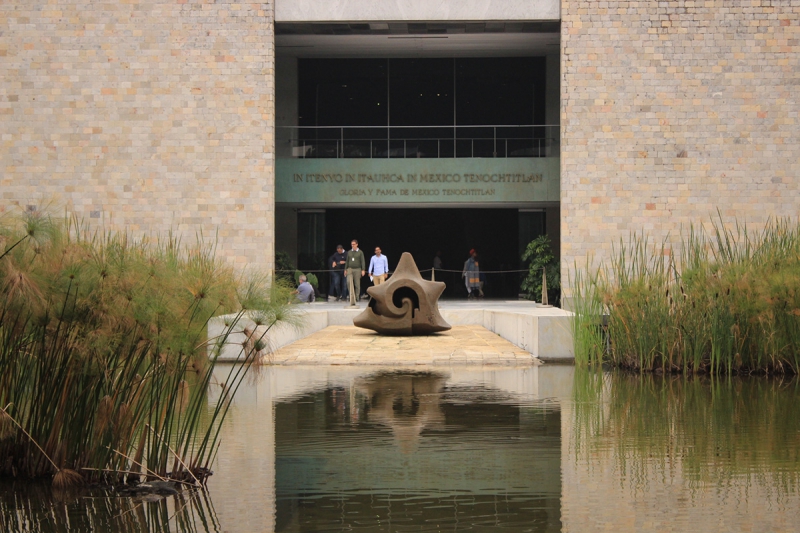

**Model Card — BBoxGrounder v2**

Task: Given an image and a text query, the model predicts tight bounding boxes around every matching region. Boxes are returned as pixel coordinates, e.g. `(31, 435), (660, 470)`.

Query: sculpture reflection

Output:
(354, 371), (446, 453)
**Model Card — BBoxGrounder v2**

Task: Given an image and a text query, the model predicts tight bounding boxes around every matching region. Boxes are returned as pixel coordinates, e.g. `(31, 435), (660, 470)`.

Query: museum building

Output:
(2, 1), (798, 296)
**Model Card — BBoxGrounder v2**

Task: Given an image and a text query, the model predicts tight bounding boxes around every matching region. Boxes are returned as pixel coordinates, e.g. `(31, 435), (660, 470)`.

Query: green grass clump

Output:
(0, 209), (298, 486)
(571, 216), (800, 374)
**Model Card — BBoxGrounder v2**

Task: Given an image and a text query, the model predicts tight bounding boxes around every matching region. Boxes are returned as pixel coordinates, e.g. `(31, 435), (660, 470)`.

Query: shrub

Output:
(294, 270), (318, 289)
(275, 251), (296, 285)
(521, 235), (561, 303)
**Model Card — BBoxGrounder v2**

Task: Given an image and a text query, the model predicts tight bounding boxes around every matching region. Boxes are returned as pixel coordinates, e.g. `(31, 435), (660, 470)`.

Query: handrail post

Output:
(404, 139), (407, 159)
(493, 127), (497, 158)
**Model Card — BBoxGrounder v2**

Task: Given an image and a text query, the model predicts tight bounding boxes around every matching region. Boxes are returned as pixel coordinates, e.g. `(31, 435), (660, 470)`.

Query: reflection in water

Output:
(4, 366), (800, 532)
(354, 372), (447, 453)
(275, 371), (562, 532)
(0, 481), (219, 533)
(566, 371), (800, 532)
(572, 372), (800, 486)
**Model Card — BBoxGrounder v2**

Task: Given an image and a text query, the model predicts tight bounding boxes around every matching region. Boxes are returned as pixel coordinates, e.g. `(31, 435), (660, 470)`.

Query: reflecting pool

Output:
(1, 365), (799, 532)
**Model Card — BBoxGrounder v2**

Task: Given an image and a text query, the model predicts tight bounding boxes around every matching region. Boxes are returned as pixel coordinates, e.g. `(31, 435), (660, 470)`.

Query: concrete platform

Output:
(210, 300), (574, 363)
(265, 324), (539, 366)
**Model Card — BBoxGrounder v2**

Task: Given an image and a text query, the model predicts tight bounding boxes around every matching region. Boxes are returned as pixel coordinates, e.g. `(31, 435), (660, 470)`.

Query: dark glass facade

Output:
(297, 57), (547, 158)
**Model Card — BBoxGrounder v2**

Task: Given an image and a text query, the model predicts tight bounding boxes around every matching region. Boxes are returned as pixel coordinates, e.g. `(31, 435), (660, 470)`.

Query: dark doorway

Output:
(324, 208), (522, 299)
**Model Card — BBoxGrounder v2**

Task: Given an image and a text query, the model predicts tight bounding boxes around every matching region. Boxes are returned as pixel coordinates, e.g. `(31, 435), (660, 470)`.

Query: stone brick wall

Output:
(1, 0), (275, 270)
(561, 0), (800, 284)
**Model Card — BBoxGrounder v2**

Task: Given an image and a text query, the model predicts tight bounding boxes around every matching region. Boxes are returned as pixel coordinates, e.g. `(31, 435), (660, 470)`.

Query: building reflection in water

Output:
(273, 369), (561, 533)
(5, 367), (797, 532)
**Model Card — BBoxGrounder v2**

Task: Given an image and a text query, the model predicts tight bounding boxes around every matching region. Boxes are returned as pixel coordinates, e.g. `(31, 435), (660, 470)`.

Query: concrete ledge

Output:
(210, 301), (574, 362)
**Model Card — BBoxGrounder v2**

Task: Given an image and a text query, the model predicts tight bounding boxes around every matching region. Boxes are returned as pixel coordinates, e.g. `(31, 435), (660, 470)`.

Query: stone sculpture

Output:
(353, 252), (451, 335)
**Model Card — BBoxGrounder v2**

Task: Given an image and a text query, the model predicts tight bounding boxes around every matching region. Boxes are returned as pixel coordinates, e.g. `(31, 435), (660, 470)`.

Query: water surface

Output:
(1, 365), (799, 532)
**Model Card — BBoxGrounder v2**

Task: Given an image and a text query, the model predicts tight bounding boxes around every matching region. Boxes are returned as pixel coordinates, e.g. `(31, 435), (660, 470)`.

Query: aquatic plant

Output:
(0, 209), (299, 486)
(570, 216), (800, 374)
(568, 259), (606, 367)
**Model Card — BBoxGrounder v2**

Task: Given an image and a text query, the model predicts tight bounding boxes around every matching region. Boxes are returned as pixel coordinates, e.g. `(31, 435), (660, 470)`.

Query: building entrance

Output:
(295, 208), (547, 300)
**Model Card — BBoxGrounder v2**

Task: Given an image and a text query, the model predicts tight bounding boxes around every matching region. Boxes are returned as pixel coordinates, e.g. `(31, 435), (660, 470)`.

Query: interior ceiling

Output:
(276, 22), (560, 58)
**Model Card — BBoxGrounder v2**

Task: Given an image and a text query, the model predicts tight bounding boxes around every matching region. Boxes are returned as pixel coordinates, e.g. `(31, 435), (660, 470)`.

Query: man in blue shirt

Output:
(368, 246), (390, 286)
(293, 275), (315, 303)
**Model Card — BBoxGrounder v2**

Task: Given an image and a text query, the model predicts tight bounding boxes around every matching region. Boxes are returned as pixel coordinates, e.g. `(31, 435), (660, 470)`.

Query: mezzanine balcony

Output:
(278, 125), (559, 159)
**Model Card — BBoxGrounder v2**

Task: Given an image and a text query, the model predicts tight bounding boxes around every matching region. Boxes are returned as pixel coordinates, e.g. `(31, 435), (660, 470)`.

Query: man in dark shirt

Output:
(328, 244), (347, 301)
(292, 275), (315, 303)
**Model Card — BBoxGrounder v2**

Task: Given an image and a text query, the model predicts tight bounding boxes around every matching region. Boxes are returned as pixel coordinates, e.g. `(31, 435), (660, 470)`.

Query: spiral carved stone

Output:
(353, 252), (451, 336)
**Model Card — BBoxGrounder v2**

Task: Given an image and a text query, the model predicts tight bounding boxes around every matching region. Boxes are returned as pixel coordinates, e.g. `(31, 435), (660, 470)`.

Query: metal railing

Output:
(277, 125), (559, 159)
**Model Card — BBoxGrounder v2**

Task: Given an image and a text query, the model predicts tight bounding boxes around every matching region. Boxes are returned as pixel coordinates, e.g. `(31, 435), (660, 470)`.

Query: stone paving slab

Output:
(266, 325), (540, 366)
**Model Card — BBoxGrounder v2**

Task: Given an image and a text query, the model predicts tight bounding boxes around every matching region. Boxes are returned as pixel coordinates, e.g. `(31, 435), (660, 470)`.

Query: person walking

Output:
(461, 249), (481, 299)
(328, 244), (347, 301)
(433, 250), (443, 271)
(345, 239), (366, 307)
(432, 250), (443, 282)
(368, 246), (389, 286)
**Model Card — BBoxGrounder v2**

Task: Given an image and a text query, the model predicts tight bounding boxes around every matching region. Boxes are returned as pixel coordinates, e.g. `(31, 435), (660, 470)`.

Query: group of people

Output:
(327, 240), (390, 307)
(295, 244), (483, 304)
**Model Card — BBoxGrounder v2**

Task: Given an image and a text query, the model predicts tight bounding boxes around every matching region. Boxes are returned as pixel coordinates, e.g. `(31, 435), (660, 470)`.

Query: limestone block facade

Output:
(3, 0), (799, 277)
(0, 0), (276, 269)
(561, 0), (800, 280)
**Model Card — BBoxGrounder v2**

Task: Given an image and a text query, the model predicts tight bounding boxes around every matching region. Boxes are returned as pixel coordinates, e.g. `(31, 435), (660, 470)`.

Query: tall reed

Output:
(0, 210), (299, 486)
(570, 216), (800, 374)
(568, 260), (606, 367)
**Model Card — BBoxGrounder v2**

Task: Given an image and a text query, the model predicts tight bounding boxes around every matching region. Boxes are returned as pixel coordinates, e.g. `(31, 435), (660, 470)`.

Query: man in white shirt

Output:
(368, 246), (389, 286)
